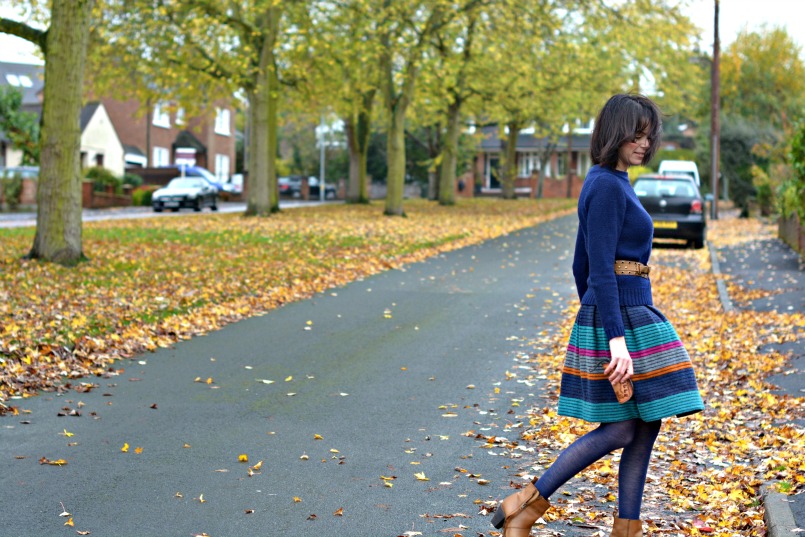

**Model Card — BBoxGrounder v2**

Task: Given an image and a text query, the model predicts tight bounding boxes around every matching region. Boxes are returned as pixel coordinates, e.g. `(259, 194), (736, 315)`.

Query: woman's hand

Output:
(604, 336), (633, 384)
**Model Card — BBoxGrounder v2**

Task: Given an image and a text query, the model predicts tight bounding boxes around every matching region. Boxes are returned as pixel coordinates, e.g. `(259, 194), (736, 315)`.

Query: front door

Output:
(487, 155), (501, 190)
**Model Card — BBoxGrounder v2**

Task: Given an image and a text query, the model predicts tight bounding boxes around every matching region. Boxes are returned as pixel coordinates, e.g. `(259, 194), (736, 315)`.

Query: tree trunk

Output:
(500, 121), (520, 200)
(427, 170), (438, 200)
(384, 104), (407, 216)
(344, 94), (372, 204)
(345, 119), (371, 204)
(565, 128), (573, 198)
(438, 101), (461, 206)
(536, 169), (545, 199)
(245, 8), (280, 216)
(246, 85), (270, 216)
(267, 61), (280, 212)
(27, 0), (93, 266)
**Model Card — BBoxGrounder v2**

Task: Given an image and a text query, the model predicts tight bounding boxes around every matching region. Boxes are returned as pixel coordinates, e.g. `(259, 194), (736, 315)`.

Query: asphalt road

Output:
(0, 200), (329, 228)
(0, 214), (580, 537)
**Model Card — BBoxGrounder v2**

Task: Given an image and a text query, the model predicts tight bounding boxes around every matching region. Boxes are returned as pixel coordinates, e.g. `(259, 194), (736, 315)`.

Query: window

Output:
(518, 152), (541, 177)
(18, 75), (33, 87)
(214, 108), (230, 136)
(215, 154), (230, 182)
(152, 103), (170, 128)
(557, 154), (567, 176)
(578, 153), (590, 177)
(175, 107), (185, 125)
(152, 146), (170, 166)
(174, 147), (196, 167)
(5, 74), (20, 86)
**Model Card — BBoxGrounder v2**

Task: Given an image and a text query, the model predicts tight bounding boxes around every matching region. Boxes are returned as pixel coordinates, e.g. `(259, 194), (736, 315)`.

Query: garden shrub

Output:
(123, 173), (143, 188)
(86, 166), (122, 194)
(783, 121), (805, 220)
(628, 165), (653, 184)
(1, 172), (23, 211)
(132, 185), (160, 206)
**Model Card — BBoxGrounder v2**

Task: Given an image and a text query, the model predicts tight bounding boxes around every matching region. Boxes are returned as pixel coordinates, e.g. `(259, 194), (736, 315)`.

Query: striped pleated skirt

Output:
(557, 304), (704, 423)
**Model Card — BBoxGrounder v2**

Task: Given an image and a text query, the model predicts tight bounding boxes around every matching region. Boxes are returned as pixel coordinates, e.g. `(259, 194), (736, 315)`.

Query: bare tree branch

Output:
(0, 17), (47, 54)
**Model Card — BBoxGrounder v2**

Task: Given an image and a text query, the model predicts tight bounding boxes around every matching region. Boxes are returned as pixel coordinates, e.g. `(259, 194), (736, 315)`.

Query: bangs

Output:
(633, 107), (661, 142)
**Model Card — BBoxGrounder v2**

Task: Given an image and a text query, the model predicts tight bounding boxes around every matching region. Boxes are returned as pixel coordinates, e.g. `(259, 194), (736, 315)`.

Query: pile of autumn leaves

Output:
(0, 199), (575, 409)
(510, 217), (803, 536)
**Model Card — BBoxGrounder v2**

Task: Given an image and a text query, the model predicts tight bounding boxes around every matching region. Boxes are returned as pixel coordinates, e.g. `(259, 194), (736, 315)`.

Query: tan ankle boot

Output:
(611, 514), (642, 537)
(490, 484), (550, 537)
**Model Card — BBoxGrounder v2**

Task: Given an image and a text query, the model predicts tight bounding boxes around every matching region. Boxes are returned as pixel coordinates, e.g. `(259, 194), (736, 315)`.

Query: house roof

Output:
(122, 144), (145, 157)
(479, 125), (592, 152)
(0, 61), (44, 106)
(173, 130), (206, 152)
(80, 102), (101, 131)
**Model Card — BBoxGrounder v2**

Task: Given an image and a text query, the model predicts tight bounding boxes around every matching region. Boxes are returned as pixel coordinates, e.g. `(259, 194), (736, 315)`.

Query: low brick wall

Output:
(82, 181), (132, 209)
(778, 212), (805, 255)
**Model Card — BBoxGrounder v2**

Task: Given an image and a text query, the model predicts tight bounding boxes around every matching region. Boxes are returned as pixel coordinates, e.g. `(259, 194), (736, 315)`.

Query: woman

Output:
(491, 94), (704, 537)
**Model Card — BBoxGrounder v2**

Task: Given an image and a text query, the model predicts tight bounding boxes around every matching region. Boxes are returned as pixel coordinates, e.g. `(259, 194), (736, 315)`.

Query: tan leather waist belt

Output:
(614, 259), (651, 279)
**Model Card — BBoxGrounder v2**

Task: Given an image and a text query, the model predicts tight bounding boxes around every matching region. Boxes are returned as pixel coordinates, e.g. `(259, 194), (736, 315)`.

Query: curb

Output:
(761, 483), (800, 537)
(707, 240), (733, 312)
(710, 240), (799, 535)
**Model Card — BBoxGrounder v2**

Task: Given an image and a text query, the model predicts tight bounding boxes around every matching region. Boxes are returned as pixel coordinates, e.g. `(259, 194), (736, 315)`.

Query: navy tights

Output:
(533, 418), (661, 519)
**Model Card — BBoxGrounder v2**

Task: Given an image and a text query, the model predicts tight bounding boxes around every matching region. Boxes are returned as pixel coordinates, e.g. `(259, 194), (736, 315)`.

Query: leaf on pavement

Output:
(39, 457), (67, 466)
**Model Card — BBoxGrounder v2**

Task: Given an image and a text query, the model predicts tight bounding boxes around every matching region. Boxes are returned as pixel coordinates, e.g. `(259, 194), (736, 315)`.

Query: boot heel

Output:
(491, 508), (505, 529)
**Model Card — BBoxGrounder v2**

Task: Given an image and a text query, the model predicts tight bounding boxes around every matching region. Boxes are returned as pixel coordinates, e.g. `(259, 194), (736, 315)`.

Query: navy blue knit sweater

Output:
(572, 165), (654, 340)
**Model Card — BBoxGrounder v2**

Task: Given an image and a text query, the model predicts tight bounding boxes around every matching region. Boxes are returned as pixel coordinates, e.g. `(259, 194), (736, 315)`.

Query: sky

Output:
(682, 0), (804, 53)
(0, 1), (802, 64)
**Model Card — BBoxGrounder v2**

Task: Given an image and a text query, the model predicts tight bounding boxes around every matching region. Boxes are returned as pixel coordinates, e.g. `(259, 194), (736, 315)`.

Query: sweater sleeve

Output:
(584, 176), (627, 340)
(572, 224), (588, 301)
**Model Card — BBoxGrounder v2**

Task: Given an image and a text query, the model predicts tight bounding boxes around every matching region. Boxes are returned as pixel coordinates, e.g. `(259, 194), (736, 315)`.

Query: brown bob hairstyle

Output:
(590, 94), (662, 170)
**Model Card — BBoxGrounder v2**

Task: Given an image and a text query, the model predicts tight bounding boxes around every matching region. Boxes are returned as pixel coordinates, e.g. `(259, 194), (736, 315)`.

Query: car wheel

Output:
(194, 199), (202, 212)
(171, 207), (180, 212)
(153, 206), (163, 213)
(211, 196), (218, 211)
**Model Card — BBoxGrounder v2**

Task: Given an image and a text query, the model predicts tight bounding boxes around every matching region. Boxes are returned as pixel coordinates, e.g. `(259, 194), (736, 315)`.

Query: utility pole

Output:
(319, 113), (326, 202)
(710, 0), (721, 220)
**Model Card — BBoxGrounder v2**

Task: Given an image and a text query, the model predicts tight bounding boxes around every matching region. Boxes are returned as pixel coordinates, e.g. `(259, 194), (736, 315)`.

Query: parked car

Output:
(158, 165), (225, 192)
(278, 175), (302, 197)
(658, 160), (700, 186)
(308, 176), (337, 200)
(223, 173), (244, 195)
(632, 173), (706, 249)
(278, 175), (336, 199)
(152, 177), (218, 212)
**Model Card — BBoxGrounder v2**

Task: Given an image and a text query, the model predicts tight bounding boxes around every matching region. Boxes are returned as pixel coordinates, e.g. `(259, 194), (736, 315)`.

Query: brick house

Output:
(101, 97), (237, 183)
(473, 124), (593, 198)
(0, 61), (125, 177)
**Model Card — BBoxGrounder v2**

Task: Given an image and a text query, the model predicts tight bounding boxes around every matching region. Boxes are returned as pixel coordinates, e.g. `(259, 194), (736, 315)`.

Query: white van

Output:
(658, 160), (700, 186)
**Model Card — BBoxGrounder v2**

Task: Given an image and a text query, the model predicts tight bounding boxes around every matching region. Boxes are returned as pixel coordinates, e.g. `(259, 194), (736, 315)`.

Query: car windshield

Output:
(167, 178), (205, 189)
(633, 179), (696, 198)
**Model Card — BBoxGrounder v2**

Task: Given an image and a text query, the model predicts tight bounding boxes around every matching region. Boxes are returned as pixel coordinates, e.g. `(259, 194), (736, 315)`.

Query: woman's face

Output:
(616, 133), (650, 171)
